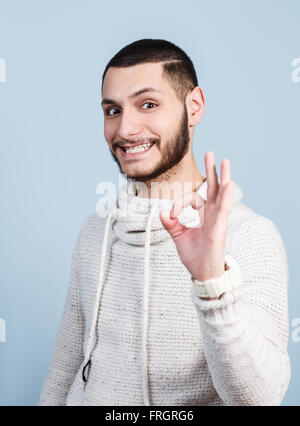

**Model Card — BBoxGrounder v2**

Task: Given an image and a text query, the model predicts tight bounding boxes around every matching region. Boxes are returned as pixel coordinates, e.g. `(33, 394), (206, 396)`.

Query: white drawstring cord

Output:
(141, 202), (158, 406)
(81, 205), (116, 386)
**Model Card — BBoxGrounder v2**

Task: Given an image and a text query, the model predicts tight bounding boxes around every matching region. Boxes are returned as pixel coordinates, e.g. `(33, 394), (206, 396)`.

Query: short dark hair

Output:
(101, 38), (198, 104)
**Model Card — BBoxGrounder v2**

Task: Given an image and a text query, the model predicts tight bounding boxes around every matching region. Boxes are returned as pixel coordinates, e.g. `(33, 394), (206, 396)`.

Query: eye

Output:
(141, 102), (158, 110)
(104, 102), (158, 117)
(105, 107), (119, 116)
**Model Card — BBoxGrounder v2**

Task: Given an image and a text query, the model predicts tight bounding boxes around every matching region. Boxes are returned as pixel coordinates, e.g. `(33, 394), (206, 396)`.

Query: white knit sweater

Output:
(38, 179), (291, 406)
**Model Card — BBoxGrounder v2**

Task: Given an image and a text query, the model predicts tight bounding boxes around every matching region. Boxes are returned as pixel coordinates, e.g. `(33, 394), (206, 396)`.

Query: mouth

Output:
(118, 141), (155, 158)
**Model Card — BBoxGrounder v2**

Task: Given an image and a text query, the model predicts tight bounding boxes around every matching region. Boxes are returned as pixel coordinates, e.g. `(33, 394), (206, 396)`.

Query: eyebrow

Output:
(101, 87), (163, 107)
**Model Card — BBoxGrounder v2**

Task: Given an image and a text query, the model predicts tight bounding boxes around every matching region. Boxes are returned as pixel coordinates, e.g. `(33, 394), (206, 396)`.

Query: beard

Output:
(109, 104), (190, 182)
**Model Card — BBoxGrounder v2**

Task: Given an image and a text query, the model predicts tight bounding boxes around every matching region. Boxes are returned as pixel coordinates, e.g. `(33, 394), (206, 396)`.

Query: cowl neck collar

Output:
(111, 178), (243, 246)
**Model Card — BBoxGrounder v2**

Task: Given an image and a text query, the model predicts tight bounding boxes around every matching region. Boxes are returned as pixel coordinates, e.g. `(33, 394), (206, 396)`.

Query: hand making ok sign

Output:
(159, 151), (234, 282)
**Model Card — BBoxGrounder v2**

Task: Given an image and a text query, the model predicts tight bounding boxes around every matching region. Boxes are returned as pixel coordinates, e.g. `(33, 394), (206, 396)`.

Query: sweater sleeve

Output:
(37, 224), (86, 406)
(190, 216), (291, 406)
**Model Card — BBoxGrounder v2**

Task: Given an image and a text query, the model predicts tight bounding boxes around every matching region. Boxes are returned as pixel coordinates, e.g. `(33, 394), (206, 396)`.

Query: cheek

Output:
(147, 116), (169, 140)
(104, 121), (116, 144)
(151, 108), (178, 134)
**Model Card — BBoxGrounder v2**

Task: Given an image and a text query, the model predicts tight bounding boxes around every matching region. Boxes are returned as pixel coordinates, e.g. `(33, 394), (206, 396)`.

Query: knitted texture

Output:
(38, 180), (291, 406)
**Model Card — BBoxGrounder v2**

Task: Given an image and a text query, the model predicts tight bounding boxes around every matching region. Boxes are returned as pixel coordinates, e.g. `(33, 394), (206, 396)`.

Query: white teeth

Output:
(124, 142), (153, 154)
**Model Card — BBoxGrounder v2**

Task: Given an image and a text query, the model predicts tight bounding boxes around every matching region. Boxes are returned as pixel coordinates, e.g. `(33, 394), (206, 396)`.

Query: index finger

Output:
(171, 191), (205, 219)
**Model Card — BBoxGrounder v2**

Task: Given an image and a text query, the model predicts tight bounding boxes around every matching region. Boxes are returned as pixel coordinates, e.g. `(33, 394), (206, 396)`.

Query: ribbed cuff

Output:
(190, 285), (244, 323)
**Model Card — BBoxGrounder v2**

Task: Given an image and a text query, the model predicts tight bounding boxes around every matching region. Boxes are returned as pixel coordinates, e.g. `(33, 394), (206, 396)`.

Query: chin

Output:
(124, 172), (152, 181)
(121, 165), (157, 180)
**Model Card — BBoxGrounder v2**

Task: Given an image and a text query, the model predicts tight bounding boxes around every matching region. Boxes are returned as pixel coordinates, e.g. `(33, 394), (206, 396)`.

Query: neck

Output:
(135, 154), (206, 200)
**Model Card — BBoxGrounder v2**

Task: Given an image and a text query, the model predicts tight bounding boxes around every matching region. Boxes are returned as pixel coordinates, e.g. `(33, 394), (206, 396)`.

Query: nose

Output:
(117, 106), (143, 140)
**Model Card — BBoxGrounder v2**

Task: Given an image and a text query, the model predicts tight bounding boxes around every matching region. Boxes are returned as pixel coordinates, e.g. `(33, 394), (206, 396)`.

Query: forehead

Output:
(102, 62), (174, 99)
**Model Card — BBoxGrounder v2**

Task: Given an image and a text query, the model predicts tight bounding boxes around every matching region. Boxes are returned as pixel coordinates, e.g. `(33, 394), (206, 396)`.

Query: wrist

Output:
(191, 255), (241, 300)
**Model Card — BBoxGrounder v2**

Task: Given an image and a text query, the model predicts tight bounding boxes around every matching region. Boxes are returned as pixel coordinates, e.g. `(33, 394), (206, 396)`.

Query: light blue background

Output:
(0, 0), (299, 406)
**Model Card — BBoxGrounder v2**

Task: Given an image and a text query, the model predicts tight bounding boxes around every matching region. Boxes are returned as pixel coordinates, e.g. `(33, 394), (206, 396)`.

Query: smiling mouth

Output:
(119, 142), (155, 155)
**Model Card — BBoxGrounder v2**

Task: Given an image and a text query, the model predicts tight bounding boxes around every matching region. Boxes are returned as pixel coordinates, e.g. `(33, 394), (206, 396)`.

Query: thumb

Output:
(159, 209), (186, 239)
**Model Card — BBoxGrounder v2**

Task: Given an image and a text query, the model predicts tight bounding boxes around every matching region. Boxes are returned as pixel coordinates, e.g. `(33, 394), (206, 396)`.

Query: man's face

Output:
(101, 63), (191, 182)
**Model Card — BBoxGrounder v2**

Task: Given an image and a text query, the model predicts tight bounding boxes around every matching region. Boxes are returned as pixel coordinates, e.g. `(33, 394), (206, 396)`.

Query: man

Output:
(38, 39), (291, 406)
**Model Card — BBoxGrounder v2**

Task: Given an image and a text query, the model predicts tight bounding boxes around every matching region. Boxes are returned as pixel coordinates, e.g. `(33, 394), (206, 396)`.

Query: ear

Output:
(186, 86), (205, 127)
